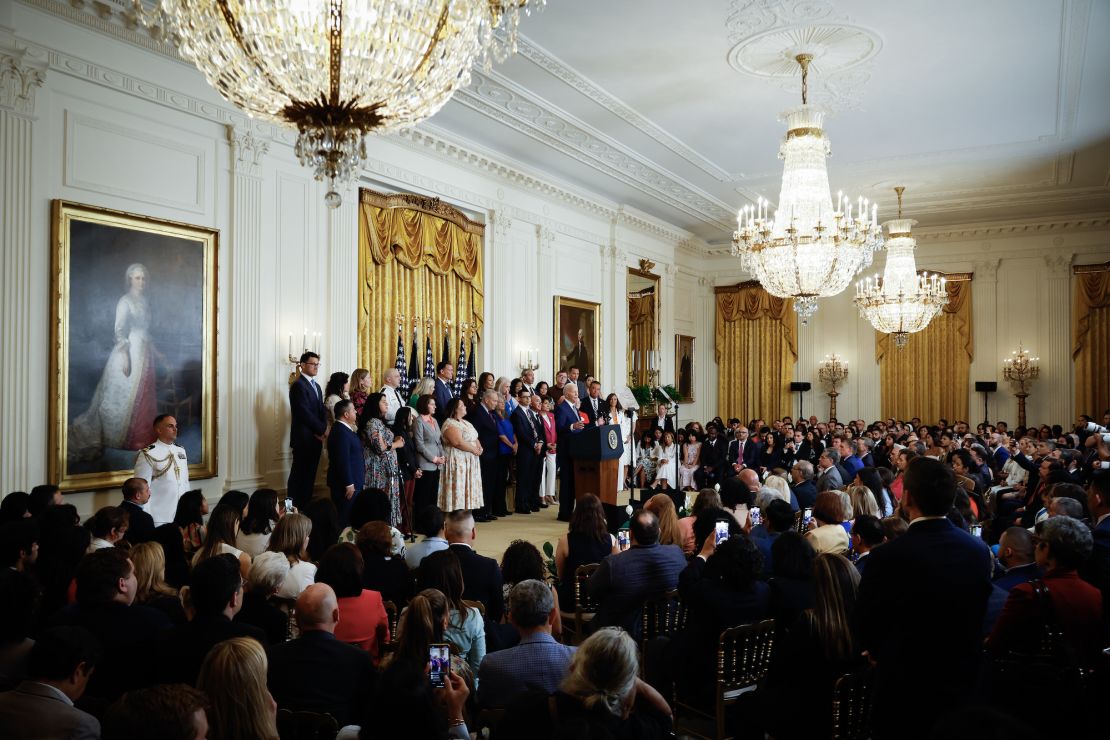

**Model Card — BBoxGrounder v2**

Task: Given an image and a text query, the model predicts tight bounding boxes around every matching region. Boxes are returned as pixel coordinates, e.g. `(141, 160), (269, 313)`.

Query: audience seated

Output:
(84, 506), (128, 553)
(855, 457), (992, 740)
(677, 489), (721, 553)
(445, 510), (505, 623)
(129, 541), (186, 625)
(804, 491), (850, 555)
(849, 514), (884, 575)
(102, 684), (208, 740)
(0, 562), (38, 690)
(191, 505), (251, 579)
(767, 531), (817, 631)
(477, 579), (576, 709)
(643, 493), (686, 550)
(417, 550), (486, 676)
(50, 547), (170, 701)
(267, 583), (377, 727)
(0, 626), (101, 740)
(196, 637), (279, 740)
(315, 543), (389, 662)
(495, 628), (672, 739)
(498, 539), (561, 641)
(987, 515), (1103, 667)
(553, 493), (617, 606)
(119, 478), (155, 546)
(267, 512), (316, 600)
(153, 490), (206, 589)
(736, 553), (864, 740)
(993, 526), (1040, 591)
(790, 460), (818, 509)
(404, 505), (450, 570)
(235, 489), (279, 558)
(234, 551), (290, 645)
(586, 510), (686, 636)
(156, 553), (265, 686)
(748, 498), (793, 579)
(359, 656), (470, 740)
(355, 520), (413, 607)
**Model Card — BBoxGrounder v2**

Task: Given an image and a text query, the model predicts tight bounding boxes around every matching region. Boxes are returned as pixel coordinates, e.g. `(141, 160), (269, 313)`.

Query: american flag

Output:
(468, 334), (477, 381)
(408, 328), (420, 393)
(394, 331), (407, 399)
(423, 334), (434, 379)
(453, 339), (467, 397)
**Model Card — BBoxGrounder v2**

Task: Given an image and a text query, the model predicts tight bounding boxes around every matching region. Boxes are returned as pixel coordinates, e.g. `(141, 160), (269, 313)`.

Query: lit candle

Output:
(288, 333), (292, 358)
(302, 328), (306, 353)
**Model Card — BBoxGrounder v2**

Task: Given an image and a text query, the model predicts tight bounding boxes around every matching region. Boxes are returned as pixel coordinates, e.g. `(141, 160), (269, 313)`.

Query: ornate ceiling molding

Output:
(515, 37), (734, 183)
(454, 69), (736, 231)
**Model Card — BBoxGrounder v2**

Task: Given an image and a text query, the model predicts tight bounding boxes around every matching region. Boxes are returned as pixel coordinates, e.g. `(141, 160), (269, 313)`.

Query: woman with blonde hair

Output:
(129, 541), (184, 624)
(643, 494), (684, 550)
(758, 474), (792, 508)
(349, 367), (372, 416)
(267, 512), (316, 599)
(848, 484), (879, 519)
(197, 637), (279, 740)
(407, 376), (435, 409)
(496, 627), (672, 737)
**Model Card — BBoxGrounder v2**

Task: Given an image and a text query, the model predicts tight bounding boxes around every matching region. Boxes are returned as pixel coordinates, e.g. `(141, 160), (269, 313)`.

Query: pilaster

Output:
(0, 33), (46, 494)
(327, 184), (359, 374)
(225, 125), (269, 489)
(1039, 250), (1074, 423)
(969, 258), (1000, 423)
(537, 225), (556, 372)
(486, 210), (513, 373)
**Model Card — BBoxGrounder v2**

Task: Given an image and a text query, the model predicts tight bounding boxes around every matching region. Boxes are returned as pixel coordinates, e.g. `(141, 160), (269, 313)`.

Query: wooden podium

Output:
(567, 424), (625, 506)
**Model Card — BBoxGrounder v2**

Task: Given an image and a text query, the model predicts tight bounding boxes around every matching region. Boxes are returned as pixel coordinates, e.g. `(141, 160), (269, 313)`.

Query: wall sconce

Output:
(517, 346), (539, 373)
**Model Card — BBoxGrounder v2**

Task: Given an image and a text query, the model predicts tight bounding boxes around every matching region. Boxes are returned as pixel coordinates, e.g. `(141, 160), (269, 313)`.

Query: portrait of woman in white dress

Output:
(69, 263), (158, 461)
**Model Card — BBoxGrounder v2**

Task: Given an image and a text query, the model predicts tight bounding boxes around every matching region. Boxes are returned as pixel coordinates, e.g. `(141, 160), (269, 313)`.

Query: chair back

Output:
(462, 598), (487, 617)
(641, 589), (685, 645)
(956, 474), (976, 493)
(276, 708), (339, 740)
(831, 670), (874, 740)
(383, 600), (399, 650)
(793, 509), (805, 534)
(574, 564), (601, 614)
(717, 619), (775, 693)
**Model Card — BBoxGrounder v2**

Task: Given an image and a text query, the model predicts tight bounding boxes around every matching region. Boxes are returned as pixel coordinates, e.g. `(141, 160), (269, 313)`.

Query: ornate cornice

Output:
(914, 215), (1110, 241)
(360, 188), (486, 235)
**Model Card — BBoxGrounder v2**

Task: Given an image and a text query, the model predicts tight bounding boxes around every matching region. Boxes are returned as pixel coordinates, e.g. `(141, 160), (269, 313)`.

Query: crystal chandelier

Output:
(134, 0), (543, 207)
(853, 187), (948, 348)
(732, 54), (883, 324)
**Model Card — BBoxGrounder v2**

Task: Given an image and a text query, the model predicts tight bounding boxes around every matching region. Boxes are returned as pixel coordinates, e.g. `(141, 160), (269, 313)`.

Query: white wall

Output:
(0, 3), (701, 514)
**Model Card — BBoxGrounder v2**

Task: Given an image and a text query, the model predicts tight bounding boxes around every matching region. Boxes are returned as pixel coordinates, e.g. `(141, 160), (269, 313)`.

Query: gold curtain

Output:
(628, 290), (655, 386)
(876, 274), (972, 423)
(357, 189), (484, 380)
(1073, 264), (1110, 416)
(714, 282), (797, 421)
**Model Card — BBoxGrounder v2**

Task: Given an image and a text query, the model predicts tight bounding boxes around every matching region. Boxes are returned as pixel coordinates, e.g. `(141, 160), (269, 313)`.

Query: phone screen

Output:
(618, 529), (630, 551)
(714, 520), (730, 545)
(284, 497), (294, 513)
(750, 506), (762, 527)
(429, 643), (450, 688)
(803, 507), (813, 528)
(970, 524), (982, 539)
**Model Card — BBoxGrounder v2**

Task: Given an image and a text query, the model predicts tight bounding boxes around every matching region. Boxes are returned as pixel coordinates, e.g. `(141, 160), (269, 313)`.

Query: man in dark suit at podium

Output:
(555, 382), (586, 521)
(288, 351), (327, 509)
(327, 400), (364, 529)
(467, 390), (501, 522)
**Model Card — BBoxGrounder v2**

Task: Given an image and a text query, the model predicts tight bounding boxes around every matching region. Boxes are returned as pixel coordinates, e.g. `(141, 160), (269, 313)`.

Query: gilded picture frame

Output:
(554, 296), (601, 380)
(676, 334), (695, 402)
(50, 200), (219, 492)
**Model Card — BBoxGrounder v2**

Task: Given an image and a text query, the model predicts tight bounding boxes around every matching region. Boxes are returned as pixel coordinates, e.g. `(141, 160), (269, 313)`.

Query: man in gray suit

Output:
(0, 626), (102, 739)
(816, 447), (845, 492)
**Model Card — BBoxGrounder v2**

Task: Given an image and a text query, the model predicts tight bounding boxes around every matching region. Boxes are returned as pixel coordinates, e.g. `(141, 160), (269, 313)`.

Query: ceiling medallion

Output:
(731, 53), (883, 324)
(134, 0), (544, 208)
(853, 187), (948, 348)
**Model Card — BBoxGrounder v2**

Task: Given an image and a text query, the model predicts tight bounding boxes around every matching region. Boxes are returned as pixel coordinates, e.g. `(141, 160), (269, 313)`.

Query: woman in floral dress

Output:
(438, 398), (485, 513)
(359, 392), (404, 527)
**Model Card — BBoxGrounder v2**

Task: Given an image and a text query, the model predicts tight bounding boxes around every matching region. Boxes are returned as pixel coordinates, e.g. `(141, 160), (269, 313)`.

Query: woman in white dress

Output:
(678, 430), (702, 491)
(69, 263), (158, 461)
(605, 393), (635, 493)
(653, 430), (678, 491)
(268, 512), (316, 600)
(438, 398), (485, 512)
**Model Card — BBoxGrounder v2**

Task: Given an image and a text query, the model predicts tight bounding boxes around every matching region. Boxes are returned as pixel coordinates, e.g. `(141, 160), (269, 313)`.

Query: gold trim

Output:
(49, 200), (219, 492)
(1073, 261), (1110, 274)
(675, 334), (696, 403)
(714, 280), (764, 293)
(627, 266), (660, 384)
(786, 127), (825, 140)
(359, 188), (485, 236)
(554, 296), (602, 379)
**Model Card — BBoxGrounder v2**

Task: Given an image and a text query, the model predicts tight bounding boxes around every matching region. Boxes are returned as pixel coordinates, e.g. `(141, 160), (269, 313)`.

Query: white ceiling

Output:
(427, 0), (1110, 242)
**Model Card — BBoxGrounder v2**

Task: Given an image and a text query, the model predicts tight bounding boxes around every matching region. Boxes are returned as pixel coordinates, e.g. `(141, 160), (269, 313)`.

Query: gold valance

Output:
(358, 189), (484, 382)
(1073, 263), (1110, 415)
(877, 273), (973, 423)
(714, 281), (796, 421)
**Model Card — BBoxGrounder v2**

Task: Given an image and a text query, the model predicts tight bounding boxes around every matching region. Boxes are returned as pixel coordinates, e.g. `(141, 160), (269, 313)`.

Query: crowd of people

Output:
(1, 353), (1108, 739)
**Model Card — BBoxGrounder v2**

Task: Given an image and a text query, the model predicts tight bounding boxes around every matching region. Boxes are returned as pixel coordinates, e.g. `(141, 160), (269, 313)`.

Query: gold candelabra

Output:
(818, 354), (849, 421)
(1003, 342), (1039, 427)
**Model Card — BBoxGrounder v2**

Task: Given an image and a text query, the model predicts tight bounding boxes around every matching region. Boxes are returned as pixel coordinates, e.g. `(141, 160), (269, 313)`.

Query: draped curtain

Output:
(357, 189), (484, 379)
(714, 282), (797, 421)
(876, 274), (972, 424)
(1073, 264), (1110, 416)
(628, 290), (655, 386)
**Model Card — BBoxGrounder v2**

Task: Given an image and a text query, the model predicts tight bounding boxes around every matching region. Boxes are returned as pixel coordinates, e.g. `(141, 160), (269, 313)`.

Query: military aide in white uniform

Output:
(133, 413), (189, 526)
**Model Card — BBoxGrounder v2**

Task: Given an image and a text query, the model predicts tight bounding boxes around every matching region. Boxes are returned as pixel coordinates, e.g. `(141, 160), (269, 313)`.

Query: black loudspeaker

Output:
(790, 382), (812, 392)
(975, 381), (998, 393)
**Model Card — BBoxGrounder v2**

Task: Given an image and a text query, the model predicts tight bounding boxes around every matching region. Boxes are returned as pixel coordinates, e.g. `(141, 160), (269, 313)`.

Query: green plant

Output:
(631, 384), (685, 409)
(542, 540), (558, 583)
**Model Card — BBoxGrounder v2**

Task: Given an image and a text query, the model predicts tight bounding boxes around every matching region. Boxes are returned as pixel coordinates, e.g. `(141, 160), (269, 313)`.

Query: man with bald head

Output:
(992, 527), (1040, 592)
(380, 367), (405, 424)
(266, 582), (376, 726)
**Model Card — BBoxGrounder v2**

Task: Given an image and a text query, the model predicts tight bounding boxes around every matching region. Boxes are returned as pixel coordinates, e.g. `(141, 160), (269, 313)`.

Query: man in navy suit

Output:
(724, 425), (760, 478)
(119, 478), (155, 546)
(1082, 473), (1110, 623)
(855, 457), (992, 740)
(992, 526), (1040, 591)
(327, 400), (364, 529)
(555, 382), (585, 521)
(466, 390), (501, 522)
(580, 381), (606, 426)
(288, 351), (328, 509)
(511, 387), (543, 514)
(432, 361), (455, 424)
